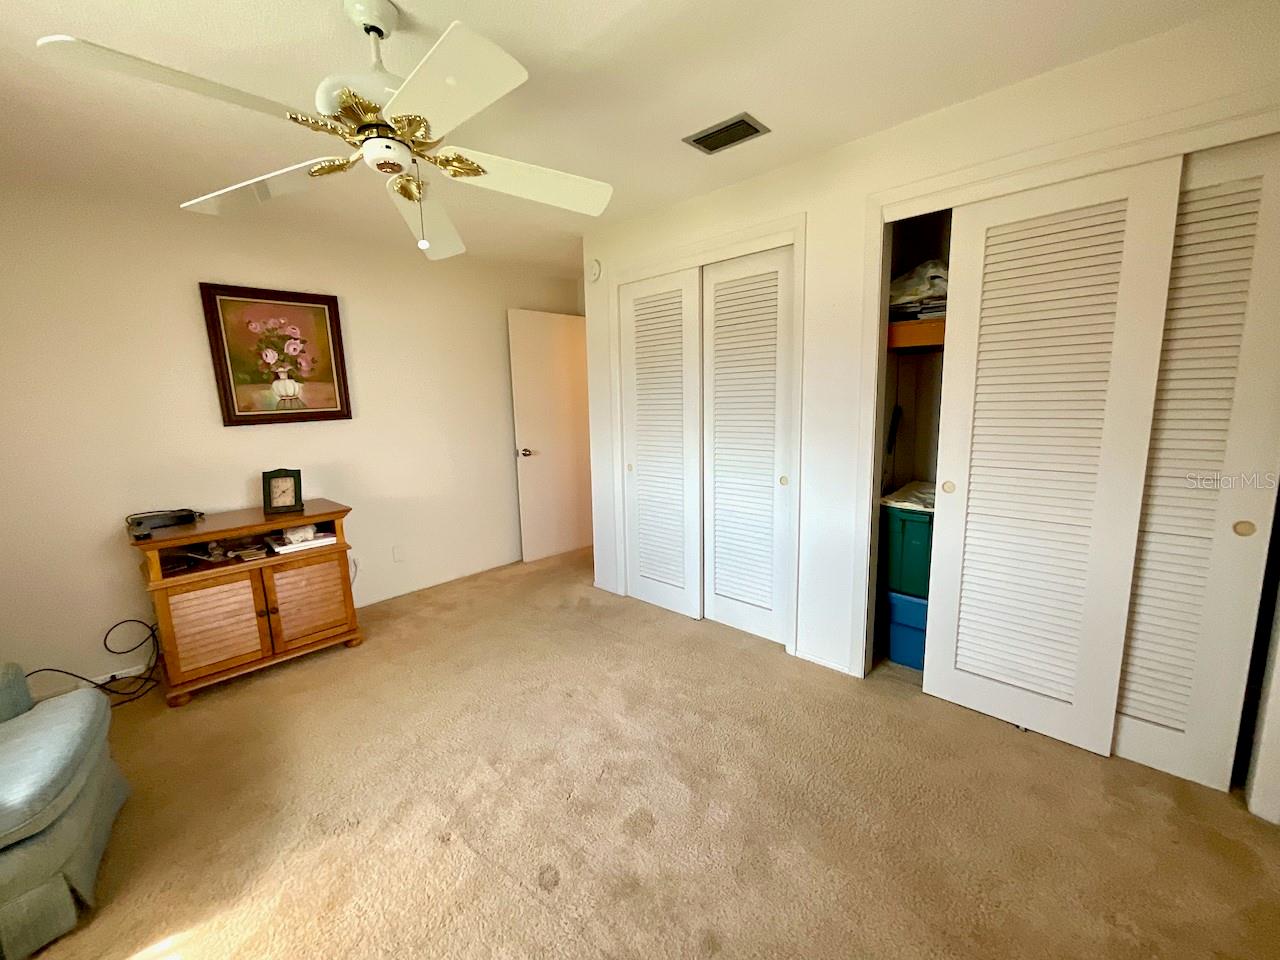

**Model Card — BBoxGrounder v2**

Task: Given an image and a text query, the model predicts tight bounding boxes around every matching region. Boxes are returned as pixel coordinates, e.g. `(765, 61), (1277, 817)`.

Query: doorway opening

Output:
(869, 208), (951, 682)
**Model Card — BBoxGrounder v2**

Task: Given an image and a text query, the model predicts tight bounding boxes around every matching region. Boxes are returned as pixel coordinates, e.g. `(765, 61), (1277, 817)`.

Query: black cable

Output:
(24, 619), (162, 707)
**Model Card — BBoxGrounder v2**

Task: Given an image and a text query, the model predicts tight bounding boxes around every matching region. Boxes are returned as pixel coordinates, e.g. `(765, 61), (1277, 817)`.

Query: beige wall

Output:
(0, 195), (578, 696)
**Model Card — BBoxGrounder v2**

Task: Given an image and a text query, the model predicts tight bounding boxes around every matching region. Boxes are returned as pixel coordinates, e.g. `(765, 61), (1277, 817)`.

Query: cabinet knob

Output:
(256, 609), (267, 618)
(1233, 520), (1257, 537)
(519, 448), (533, 457)
(269, 606), (280, 614)
(941, 481), (956, 494)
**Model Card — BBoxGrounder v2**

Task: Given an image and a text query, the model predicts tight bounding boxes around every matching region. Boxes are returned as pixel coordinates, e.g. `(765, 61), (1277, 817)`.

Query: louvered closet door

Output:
(620, 269), (703, 617)
(924, 158), (1182, 754)
(1113, 136), (1280, 788)
(702, 247), (799, 645)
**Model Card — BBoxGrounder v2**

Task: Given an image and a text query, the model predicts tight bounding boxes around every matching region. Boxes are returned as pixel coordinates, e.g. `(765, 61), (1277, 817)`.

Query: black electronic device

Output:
(126, 509), (204, 541)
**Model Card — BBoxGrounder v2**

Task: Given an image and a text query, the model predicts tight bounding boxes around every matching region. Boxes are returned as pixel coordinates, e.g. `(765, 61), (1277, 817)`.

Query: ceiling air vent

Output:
(683, 113), (770, 154)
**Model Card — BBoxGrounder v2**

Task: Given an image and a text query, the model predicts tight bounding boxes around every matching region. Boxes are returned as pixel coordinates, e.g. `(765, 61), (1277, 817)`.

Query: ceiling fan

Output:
(36, 0), (613, 260)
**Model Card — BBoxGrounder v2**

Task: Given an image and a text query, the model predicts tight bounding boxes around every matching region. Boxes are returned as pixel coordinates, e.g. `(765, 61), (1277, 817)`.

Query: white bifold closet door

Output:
(620, 269), (703, 617)
(924, 158), (1182, 754)
(1113, 136), (1280, 788)
(701, 247), (799, 645)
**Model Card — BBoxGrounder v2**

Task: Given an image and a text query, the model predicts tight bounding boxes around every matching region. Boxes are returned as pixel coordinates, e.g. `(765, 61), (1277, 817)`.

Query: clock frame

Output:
(262, 468), (304, 515)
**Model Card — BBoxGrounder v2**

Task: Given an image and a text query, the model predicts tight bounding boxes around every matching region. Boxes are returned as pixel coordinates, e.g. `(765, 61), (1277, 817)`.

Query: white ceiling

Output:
(0, 0), (1233, 275)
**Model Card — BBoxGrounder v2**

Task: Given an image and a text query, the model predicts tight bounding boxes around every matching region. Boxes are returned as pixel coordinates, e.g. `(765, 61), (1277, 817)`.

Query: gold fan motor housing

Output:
(286, 87), (487, 185)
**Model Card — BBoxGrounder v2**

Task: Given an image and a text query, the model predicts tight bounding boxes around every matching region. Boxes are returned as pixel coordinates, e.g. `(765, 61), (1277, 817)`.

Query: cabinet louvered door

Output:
(620, 269), (703, 617)
(1113, 137), (1280, 787)
(924, 159), (1181, 754)
(702, 247), (799, 644)
(156, 570), (273, 683)
(263, 551), (356, 652)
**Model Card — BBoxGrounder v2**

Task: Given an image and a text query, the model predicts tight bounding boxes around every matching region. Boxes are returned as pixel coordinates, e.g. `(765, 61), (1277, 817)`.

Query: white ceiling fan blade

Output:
(36, 35), (295, 121)
(442, 149), (613, 216)
(181, 158), (341, 216)
(384, 22), (527, 139)
(385, 179), (466, 261)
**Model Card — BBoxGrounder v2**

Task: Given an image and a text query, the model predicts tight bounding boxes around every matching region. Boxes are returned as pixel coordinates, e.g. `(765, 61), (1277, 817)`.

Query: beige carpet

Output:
(46, 549), (1280, 959)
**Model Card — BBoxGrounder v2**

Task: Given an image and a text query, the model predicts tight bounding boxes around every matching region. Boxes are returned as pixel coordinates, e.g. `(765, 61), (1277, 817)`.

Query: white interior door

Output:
(924, 158), (1182, 754)
(507, 309), (593, 562)
(1114, 135), (1280, 788)
(702, 246), (800, 645)
(620, 269), (702, 617)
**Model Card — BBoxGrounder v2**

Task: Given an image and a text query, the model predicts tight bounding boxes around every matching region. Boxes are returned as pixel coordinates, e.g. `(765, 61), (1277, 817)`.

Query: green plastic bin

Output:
(882, 505), (933, 599)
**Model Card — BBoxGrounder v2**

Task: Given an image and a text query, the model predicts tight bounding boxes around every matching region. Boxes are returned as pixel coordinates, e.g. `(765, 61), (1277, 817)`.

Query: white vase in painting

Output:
(271, 370), (306, 410)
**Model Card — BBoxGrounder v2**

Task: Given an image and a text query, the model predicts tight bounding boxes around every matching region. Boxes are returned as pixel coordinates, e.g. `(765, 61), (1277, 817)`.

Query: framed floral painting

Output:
(200, 283), (352, 426)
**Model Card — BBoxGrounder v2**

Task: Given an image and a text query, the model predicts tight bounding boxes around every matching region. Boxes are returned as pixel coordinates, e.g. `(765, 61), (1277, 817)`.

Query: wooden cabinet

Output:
(133, 499), (361, 706)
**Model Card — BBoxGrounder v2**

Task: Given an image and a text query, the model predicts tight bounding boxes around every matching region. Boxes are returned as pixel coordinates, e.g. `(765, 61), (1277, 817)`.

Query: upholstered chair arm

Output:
(0, 662), (34, 722)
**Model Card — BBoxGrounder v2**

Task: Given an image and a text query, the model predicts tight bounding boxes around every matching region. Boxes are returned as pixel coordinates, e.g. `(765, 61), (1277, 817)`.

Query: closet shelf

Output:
(888, 317), (945, 350)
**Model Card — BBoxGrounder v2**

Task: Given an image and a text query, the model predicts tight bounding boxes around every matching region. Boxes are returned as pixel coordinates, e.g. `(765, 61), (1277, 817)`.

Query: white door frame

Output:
(855, 94), (1280, 678)
(606, 215), (806, 653)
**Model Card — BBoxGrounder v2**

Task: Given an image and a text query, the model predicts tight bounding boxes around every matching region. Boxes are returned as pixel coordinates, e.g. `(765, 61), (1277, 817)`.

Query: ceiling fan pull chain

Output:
(412, 159), (429, 252)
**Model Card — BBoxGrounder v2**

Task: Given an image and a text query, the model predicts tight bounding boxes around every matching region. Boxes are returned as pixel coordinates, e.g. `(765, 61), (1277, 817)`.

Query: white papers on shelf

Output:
(266, 533), (338, 555)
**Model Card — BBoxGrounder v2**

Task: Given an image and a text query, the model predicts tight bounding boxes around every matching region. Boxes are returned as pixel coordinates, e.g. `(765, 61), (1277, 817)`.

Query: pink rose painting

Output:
(201, 283), (352, 426)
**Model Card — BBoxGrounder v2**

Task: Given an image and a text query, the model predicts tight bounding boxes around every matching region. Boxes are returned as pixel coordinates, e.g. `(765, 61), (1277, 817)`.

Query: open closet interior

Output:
(875, 209), (951, 675)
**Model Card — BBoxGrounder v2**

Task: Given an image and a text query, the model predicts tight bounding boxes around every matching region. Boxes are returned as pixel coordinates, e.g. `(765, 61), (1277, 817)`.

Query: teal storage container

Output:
(882, 505), (933, 599)
(886, 591), (928, 670)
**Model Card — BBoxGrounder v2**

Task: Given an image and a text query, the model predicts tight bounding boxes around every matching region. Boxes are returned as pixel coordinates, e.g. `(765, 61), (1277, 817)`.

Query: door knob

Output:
(519, 448), (533, 457)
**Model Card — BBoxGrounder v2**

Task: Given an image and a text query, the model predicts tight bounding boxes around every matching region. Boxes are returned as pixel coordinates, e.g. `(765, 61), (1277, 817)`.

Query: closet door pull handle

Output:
(941, 480), (956, 494)
(1233, 520), (1257, 537)
(779, 475), (789, 486)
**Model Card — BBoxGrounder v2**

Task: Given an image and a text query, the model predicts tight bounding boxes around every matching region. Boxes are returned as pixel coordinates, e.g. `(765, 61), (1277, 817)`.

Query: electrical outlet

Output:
(391, 545), (404, 563)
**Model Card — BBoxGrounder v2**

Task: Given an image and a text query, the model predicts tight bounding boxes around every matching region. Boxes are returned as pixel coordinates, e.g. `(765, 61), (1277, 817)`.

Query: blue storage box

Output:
(886, 591), (927, 670)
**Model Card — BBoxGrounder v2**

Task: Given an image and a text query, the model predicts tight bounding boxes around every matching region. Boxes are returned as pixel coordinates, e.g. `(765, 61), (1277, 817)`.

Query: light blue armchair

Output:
(0, 664), (128, 959)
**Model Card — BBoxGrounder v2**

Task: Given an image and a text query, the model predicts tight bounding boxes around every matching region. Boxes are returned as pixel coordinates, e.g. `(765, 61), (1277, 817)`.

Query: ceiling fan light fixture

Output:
(362, 136), (411, 174)
(41, 4), (611, 264)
